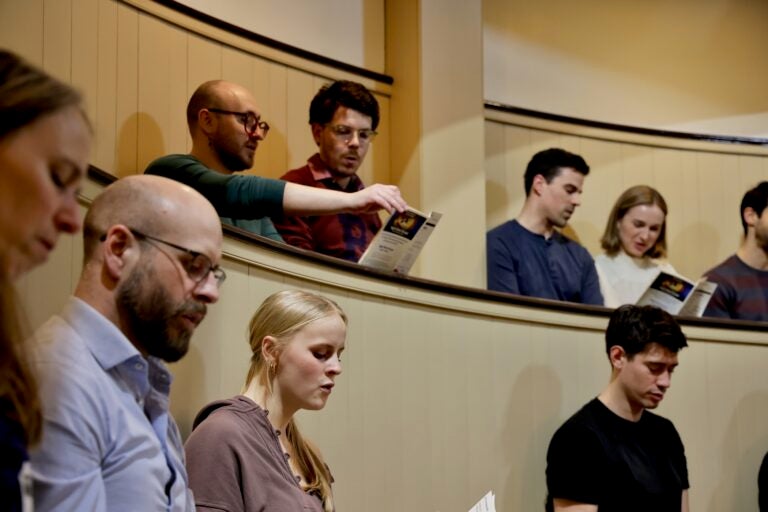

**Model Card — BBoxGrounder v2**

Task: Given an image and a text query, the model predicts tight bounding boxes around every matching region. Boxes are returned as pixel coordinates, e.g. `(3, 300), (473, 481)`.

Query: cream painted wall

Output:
(173, 0), (385, 72)
(484, 0), (768, 137)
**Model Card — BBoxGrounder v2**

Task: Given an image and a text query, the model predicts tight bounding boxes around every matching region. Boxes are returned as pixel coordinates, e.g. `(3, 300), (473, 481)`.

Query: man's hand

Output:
(346, 184), (407, 214)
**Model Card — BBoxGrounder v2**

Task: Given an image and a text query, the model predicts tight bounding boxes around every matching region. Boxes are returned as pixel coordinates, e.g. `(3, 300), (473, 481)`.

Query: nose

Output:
(571, 192), (582, 207)
(657, 371), (672, 390)
(193, 272), (221, 304)
(327, 355), (342, 376)
(55, 194), (82, 234)
(347, 131), (360, 148)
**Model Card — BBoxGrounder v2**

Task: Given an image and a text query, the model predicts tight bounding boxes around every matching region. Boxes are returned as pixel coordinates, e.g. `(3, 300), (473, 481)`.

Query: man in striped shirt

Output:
(703, 181), (768, 321)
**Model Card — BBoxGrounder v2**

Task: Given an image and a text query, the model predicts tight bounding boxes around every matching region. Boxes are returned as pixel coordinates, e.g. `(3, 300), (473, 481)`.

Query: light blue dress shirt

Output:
(28, 297), (193, 511)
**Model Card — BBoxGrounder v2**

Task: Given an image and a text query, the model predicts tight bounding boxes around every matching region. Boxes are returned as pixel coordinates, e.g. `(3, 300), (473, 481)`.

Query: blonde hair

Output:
(244, 290), (347, 512)
(600, 185), (669, 259)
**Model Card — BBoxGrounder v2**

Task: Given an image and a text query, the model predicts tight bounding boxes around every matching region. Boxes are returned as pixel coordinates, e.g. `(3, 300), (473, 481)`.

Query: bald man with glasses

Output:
(28, 175), (222, 511)
(271, 80), (384, 262)
(145, 80), (405, 242)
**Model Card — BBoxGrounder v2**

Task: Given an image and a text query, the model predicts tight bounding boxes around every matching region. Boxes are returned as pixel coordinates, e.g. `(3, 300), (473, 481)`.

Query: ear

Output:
(310, 123), (323, 146)
(101, 225), (141, 282)
(196, 108), (217, 136)
(743, 207), (758, 230)
(531, 174), (547, 196)
(608, 345), (627, 370)
(261, 335), (279, 366)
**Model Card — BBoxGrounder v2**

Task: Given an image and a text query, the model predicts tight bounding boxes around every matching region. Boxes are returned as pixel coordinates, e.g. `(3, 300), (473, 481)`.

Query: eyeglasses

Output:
(207, 108), (270, 138)
(101, 229), (227, 287)
(327, 124), (377, 144)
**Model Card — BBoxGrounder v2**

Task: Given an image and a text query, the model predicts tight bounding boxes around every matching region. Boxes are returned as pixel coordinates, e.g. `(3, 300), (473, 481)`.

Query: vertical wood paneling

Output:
(71, 0), (99, 121)
(186, 33), (222, 97)
(42, 0), (72, 81)
(114, 2), (139, 176)
(0, 0), (44, 63)
(93, 0), (118, 172)
(285, 69), (317, 169)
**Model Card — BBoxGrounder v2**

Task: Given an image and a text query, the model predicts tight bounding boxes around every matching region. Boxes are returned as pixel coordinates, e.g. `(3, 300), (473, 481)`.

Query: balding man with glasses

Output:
(145, 80), (405, 242)
(271, 80), (385, 262)
(28, 175), (223, 511)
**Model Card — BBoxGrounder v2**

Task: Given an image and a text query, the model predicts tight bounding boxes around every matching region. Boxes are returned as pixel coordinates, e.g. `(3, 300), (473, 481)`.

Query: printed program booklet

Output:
(467, 491), (496, 512)
(357, 207), (442, 274)
(636, 270), (717, 316)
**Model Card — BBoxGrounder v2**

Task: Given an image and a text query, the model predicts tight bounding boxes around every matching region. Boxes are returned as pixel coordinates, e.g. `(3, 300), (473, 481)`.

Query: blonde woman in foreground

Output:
(185, 290), (345, 512)
(595, 185), (678, 307)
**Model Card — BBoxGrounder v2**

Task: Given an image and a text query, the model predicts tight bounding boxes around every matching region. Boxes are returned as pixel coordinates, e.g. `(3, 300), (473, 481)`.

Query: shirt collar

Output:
(62, 297), (142, 371)
(307, 153), (365, 191)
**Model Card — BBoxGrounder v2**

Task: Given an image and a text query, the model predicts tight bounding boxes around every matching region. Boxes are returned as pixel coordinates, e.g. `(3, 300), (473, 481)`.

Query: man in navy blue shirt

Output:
(486, 147), (603, 305)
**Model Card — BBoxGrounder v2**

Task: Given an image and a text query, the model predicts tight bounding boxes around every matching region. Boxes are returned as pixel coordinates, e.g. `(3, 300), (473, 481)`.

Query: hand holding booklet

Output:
(636, 270), (717, 316)
(358, 207), (442, 274)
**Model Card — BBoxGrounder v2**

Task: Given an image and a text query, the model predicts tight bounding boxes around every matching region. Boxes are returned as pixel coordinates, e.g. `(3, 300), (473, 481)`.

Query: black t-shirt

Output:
(545, 398), (689, 512)
(759, 451), (768, 511)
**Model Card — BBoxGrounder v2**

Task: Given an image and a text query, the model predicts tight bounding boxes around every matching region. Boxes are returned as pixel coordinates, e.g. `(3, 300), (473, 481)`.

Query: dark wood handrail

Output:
(486, 101), (768, 147)
(87, 165), (768, 333)
(149, 0), (393, 85)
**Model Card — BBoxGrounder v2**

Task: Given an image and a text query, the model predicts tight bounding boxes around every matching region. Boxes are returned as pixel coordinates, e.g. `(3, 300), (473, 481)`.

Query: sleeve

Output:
(29, 362), (108, 512)
(145, 156), (286, 219)
(665, 420), (690, 490)
(702, 279), (736, 318)
(185, 413), (259, 512)
(580, 253), (605, 306)
(759, 451), (768, 511)
(258, 217), (285, 242)
(486, 231), (520, 294)
(545, 422), (607, 506)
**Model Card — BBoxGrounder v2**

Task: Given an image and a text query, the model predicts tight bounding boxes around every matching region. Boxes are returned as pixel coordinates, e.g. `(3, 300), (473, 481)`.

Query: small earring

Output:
(269, 360), (276, 372)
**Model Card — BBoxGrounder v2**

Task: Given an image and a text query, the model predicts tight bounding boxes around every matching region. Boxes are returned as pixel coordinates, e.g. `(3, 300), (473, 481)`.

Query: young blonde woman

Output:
(185, 290), (346, 512)
(595, 185), (678, 307)
(0, 49), (90, 511)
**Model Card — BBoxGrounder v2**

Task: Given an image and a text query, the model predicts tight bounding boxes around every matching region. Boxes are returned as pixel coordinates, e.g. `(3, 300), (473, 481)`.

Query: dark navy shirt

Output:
(486, 220), (603, 305)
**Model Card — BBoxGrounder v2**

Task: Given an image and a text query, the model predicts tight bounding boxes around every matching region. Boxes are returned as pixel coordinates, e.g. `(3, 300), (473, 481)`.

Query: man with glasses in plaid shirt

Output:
(272, 80), (384, 262)
(145, 80), (405, 243)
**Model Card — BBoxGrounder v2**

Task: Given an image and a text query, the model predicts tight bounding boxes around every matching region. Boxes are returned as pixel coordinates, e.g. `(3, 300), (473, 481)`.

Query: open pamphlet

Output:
(467, 491), (496, 512)
(636, 271), (717, 317)
(358, 207), (442, 274)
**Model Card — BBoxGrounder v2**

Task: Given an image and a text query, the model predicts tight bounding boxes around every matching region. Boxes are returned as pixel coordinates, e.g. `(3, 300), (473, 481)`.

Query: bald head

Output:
(83, 175), (220, 261)
(186, 80), (257, 135)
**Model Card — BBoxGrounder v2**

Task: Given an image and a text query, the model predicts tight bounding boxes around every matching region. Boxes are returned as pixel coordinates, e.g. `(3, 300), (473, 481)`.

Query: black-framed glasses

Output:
(207, 108), (270, 138)
(327, 124), (377, 144)
(101, 229), (227, 287)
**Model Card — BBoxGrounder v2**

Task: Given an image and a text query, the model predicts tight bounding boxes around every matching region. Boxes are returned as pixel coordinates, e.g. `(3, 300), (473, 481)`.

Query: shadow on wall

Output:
(707, 391), (768, 512)
(116, 113), (165, 177)
(668, 222), (722, 279)
(500, 364), (563, 511)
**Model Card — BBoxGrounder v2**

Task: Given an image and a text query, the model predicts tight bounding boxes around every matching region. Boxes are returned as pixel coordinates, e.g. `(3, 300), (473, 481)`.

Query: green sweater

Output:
(145, 154), (286, 241)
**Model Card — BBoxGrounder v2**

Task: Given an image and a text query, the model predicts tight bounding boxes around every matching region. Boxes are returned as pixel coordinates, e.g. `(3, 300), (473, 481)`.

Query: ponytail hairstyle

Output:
(244, 290), (347, 512)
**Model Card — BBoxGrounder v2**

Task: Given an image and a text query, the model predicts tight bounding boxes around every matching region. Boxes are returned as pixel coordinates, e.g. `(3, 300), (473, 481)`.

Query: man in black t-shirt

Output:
(545, 305), (690, 512)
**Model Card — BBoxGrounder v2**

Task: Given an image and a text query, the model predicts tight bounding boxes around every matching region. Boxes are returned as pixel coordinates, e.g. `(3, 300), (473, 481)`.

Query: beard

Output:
(209, 133), (253, 172)
(116, 263), (207, 363)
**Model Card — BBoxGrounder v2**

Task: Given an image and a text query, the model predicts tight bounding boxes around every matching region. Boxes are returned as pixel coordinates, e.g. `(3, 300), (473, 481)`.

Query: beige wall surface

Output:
(172, 0), (386, 73)
(486, 110), (768, 281)
(16, 172), (768, 512)
(484, 0), (768, 138)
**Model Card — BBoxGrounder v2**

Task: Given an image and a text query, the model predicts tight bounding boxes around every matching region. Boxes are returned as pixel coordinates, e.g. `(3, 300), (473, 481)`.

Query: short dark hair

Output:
(740, 181), (768, 235)
(605, 305), (687, 358)
(309, 80), (379, 130)
(523, 148), (589, 196)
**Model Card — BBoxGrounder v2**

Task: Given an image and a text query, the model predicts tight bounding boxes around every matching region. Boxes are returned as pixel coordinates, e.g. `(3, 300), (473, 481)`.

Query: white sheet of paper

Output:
(467, 490), (496, 512)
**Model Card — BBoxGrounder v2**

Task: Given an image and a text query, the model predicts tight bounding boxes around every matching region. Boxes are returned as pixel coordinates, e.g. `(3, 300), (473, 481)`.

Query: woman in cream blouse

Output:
(595, 185), (678, 307)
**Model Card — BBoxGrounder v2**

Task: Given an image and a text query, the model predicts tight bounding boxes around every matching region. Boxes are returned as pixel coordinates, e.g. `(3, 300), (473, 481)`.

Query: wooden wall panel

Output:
(0, 0), (44, 64)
